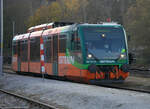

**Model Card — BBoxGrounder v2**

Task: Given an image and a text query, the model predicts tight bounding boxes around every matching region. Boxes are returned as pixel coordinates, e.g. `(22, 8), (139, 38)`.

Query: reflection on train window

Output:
(71, 31), (82, 64)
(71, 31), (81, 51)
(20, 39), (28, 62)
(30, 37), (40, 62)
(44, 36), (52, 63)
(12, 41), (17, 55)
(59, 35), (67, 53)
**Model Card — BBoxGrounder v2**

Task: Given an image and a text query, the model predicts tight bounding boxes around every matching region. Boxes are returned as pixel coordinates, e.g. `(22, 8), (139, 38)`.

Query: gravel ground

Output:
(0, 92), (29, 109)
(0, 73), (150, 109)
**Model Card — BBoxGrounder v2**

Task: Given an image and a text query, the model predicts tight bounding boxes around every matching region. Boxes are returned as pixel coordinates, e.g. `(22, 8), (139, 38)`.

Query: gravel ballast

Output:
(0, 73), (150, 109)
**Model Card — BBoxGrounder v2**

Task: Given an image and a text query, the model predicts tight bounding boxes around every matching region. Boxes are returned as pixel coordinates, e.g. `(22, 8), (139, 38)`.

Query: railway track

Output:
(100, 83), (150, 94)
(3, 65), (150, 76)
(0, 88), (57, 109)
(2, 65), (150, 94)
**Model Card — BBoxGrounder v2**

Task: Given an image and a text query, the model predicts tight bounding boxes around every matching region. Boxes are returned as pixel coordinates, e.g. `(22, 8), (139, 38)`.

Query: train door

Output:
(17, 41), (21, 71)
(52, 35), (58, 75)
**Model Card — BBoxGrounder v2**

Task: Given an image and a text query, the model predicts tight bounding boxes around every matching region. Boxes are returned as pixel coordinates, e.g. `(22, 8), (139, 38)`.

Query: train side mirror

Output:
(129, 53), (136, 64)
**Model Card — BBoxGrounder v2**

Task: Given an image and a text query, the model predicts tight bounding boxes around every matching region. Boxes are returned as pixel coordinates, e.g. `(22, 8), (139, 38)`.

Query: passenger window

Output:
(44, 36), (52, 63)
(12, 41), (17, 55)
(30, 37), (40, 62)
(20, 39), (28, 62)
(71, 31), (81, 51)
(70, 31), (83, 64)
(59, 35), (67, 53)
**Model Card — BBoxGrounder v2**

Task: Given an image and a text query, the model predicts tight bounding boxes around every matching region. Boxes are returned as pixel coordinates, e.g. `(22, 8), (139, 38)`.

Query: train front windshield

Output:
(83, 26), (126, 60)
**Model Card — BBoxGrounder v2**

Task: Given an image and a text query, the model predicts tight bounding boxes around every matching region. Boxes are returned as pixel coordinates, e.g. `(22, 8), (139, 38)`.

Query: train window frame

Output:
(30, 37), (40, 62)
(44, 35), (52, 63)
(20, 39), (28, 62)
(30, 38), (36, 43)
(52, 34), (58, 62)
(47, 37), (52, 41)
(12, 41), (17, 55)
(71, 30), (81, 52)
(70, 30), (83, 64)
(59, 34), (67, 53)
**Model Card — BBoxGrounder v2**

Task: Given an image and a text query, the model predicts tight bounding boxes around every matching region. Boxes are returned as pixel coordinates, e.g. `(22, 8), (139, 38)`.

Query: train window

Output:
(70, 31), (83, 63)
(20, 39), (28, 62)
(71, 31), (81, 51)
(47, 37), (51, 41)
(12, 41), (17, 55)
(59, 35), (67, 53)
(53, 35), (58, 61)
(44, 36), (52, 63)
(30, 37), (40, 62)
(30, 38), (35, 43)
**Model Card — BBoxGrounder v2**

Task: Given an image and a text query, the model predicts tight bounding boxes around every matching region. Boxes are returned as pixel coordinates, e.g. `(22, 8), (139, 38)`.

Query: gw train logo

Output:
(59, 56), (74, 64)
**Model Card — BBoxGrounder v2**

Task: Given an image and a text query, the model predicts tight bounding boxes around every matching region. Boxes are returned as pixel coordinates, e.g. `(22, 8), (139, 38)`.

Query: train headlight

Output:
(88, 54), (92, 58)
(102, 34), (105, 38)
(120, 54), (125, 58)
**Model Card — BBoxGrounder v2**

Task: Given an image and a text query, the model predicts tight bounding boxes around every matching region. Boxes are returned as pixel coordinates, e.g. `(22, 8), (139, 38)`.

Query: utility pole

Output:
(0, 0), (3, 75)
(12, 21), (15, 36)
(82, 0), (88, 23)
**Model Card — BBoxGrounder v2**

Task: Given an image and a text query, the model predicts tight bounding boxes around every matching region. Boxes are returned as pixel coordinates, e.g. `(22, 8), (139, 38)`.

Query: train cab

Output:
(68, 23), (129, 83)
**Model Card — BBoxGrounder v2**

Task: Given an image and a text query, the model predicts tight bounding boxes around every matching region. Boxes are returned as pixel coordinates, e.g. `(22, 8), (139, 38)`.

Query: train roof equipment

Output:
(14, 22), (121, 41)
(27, 22), (74, 33)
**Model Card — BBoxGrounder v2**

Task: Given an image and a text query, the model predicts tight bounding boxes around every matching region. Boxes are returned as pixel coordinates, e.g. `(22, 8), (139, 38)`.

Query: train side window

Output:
(30, 37), (40, 62)
(30, 38), (35, 43)
(12, 41), (17, 55)
(70, 31), (83, 63)
(71, 31), (81, 51)
(53, 34), (58, 61)
(20, 39), (28, 62)
(44, 36), (52, 63)
(59, 35), (67, 53)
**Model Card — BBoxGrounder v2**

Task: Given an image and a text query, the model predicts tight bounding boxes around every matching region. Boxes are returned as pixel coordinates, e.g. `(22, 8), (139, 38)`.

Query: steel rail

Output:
(99, 84), (150, 94)
(129, 68), (150, 71)
(0, 89), (58, 109)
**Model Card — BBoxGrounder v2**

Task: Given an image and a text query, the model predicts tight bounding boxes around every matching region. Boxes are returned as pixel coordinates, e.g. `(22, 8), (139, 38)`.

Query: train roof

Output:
(13, 25), (72, 41)
(28, 23), (53, 31)
(27, 22), (74, 33)
(78, 22), (121, 27)
(13, 22), (122, 41)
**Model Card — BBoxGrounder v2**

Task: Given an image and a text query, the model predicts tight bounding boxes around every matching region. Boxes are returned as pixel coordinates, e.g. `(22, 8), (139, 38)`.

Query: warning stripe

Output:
(40, 37), (45, 73)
